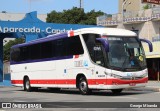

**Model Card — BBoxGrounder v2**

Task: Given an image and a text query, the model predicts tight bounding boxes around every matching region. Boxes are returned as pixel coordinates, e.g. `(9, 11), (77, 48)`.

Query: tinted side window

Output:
(20, 47), (29, 61)
(11, 36), (84, 62)
(41, 41), (53, 59)
(82, 34), (100, 61)
(67, 36), (84, 55)
(29, 44), (41, 60)
(11, 48), (20, 62)
(55, 39), (66, 57)
(93, 44), (105, 67)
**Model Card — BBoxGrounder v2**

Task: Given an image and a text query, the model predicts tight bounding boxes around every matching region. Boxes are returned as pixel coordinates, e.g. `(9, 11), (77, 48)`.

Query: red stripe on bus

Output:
(30, 79), (76, 84)
(11, 77), (148, 85)
(88, 77), (148, 85)
(11, 80), (23, 84)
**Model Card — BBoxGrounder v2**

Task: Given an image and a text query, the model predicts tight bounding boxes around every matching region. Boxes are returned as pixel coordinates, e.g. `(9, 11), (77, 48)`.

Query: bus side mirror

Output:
(96, 38), (109, 52)
(140, 38), (153, 52)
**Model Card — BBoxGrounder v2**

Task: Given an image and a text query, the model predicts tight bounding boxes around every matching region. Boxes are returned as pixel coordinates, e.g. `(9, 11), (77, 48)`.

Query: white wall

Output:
(0, 12), (47, 22)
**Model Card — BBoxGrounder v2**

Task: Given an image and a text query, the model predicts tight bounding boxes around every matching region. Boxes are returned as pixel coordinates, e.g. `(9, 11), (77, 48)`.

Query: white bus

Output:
(10, 28), (153, 95)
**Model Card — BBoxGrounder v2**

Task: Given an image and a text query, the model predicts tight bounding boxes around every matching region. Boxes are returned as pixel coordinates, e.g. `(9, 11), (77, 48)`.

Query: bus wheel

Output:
(24, 77), (32, 92)
(78, 77), (91, 95)
(111, 89), (123, 94)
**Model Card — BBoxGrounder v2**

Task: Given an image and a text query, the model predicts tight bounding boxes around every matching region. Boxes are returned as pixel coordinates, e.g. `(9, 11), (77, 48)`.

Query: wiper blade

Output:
(121, 56), (128, 71)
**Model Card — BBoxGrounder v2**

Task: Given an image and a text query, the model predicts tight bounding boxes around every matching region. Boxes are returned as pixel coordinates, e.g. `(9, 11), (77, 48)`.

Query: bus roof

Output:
(12, 27), (137, 48)
(75, 27), (137, 36)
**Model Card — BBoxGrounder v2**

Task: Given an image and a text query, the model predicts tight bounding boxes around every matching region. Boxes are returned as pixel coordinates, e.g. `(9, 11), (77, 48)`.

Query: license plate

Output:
(129, 83), (136, 86)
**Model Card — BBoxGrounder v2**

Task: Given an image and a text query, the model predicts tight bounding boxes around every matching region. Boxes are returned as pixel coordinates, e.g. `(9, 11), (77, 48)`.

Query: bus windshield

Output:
(107, 37), (146, 71)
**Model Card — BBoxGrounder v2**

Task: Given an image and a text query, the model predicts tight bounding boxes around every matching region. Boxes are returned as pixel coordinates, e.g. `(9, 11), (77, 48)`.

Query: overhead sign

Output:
(0, 26), (72, 34)
(142, 0), (160, 5)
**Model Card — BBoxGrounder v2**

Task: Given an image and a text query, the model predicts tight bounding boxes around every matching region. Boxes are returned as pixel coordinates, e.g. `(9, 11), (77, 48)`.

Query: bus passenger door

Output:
(93, 45), (108, 89)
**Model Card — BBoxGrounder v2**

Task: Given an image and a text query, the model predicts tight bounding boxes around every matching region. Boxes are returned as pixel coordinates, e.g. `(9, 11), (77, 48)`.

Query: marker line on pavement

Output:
(110, 96), (138, 100)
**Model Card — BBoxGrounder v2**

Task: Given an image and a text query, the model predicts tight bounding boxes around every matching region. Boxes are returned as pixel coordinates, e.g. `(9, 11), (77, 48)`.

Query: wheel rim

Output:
(25, 80), (30, 90)
(80, 80), (87, 93)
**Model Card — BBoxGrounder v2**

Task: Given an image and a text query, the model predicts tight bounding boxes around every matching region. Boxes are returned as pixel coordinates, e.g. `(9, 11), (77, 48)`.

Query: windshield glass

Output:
(107, 37), (146, 71)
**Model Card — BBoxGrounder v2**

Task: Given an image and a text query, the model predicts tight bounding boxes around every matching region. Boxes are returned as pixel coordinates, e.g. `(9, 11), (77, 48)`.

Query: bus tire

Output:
(24, 77), (32, 92)
(111, 89), (123, 94)
(78, 77), (91, 95)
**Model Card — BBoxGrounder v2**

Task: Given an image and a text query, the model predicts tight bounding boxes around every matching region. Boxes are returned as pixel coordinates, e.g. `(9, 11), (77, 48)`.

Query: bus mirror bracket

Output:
(140, 38), (153, 52)
(96, 38), (109, 52)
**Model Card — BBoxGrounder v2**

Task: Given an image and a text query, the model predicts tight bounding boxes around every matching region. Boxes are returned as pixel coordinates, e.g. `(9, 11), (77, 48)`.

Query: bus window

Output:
(55, 39), (66, 57)
(93, 44), (105, 67)
(11, 48), (20, 62)
(41, 41), (53, 59)
(29, 44), (41, 60)
(82, 34), (101, 63)
(109, 41), (126, 67)
(20, 46), (29, 61)
(67, 36), (84, 56)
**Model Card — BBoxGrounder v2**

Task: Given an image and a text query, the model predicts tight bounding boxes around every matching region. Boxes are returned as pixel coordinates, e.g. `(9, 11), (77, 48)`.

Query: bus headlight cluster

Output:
(141, 73), (148, 77)
(104, 72), (122, 79)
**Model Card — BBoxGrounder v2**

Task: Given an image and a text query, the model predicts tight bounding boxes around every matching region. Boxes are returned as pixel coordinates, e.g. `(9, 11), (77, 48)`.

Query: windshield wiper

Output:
(121, 55), (128, 71)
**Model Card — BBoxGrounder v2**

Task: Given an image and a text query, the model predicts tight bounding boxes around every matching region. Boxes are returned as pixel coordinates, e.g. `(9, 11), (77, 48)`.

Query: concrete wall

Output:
(3, 61), (10, 74)
(121, 20), (160, 42)
(119, 0), (142, 13)
(107, 8), (160, 42)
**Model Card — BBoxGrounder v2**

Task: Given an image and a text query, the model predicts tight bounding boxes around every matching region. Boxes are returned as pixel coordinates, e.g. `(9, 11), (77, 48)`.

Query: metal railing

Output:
(152, 7), (160, 15)
(151, 7), (160, 20)
(97, 14), (118, 26)
(124, 10), (145, 18)
(97, 7), (160, 26)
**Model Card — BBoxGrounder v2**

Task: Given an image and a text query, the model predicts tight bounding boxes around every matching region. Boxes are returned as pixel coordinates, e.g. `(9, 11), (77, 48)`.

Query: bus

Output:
(10, 28), (153, 95)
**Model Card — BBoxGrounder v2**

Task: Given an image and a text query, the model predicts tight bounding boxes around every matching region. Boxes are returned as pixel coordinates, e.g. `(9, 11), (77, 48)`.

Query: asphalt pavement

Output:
(131, 81), (160, 92)
(1, 80), (160, 92)
(1, 80), (160, 110)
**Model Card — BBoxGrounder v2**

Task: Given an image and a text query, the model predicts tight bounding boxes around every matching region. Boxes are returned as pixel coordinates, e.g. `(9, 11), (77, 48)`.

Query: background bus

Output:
(10, 28), (153, 95)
